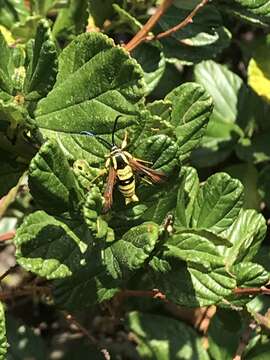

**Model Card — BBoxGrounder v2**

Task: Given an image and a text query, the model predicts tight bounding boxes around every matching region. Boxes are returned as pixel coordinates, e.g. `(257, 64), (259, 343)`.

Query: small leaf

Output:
(0, 302), (7, 360)
(220, 209), (267, 268)
(232, 262), (269, 287)
(192, 172), (244, 234)
(106, 222), (159, 279)
(0, 31), (14, 93)
(127, 311), (209, 360)
(28, 140), (83, 215)
(174, 166), (200, 228)
(15, 211), (89, 279)
(165, 82), (213, 162)
(24, 20), (58, 98)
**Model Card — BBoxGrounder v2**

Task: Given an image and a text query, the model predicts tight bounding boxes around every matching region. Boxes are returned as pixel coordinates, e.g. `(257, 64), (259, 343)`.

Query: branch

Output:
(233, 286), (270, 296)
(147, 0), (209, 41)
(117, 289), (167, 301)
(125, 0), (174, 52)
(233, 322), (256, 360)
(0, 285), (51, 301)
(64, 312), (111, 360)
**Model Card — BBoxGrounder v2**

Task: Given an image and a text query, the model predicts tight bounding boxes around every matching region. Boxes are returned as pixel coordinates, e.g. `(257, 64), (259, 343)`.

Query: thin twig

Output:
(117, 289), (167, 300)
(147, 0), (209, 41)
(233, 286), (270, 296)
(0, 231), (16, 242)
(0, 265), (18, 282)
(0, 285), (51, 301)
(64, 312), (110, 360)
(125, 0), (174, 52)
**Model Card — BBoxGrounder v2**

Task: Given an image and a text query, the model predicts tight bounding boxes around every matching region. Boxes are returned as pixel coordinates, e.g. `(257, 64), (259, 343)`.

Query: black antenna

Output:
(80, 131), (112, 149)
(111, 115), (122, 145)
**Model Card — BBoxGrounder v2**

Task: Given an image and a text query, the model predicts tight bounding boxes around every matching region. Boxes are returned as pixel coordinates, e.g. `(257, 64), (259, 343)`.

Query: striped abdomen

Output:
(117, 165), (138, 204)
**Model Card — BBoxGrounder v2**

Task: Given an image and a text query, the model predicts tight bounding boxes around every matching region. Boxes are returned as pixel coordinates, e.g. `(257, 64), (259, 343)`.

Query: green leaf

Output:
(133, 42), (166, 96)
(83, 185), (115, 243)
(164, 231), (226, 270)
(258, 165), (270, 208)
(113, 3), (142, 34)
(15, 210), (89, 279)
(6, 314), (47, 360)
(54, 222), (159, 309)
(193, 60), (257, 166)
(0, 0), (29, 29)
(232, 262), (269, 287)
(107, 222), (159, 279)
(35, 32), (145, 164)
(0, 303), (7, 360)
(220, 209), (267, 268)
(52, 0), (88, 39)
(127, 311), (210, 360)
(24, 19), (58, 98)
(165, 82), (213, 162)
(191, 172), (244, 234)
(159, 5), (231, 64)
(217, 0), (270, 25)
(0, 31), (14, 93)
(174, 166), (200, 228)
(28, 140), (83, 215)
(149, 258), (236, 306)
(236, 133), (270, 164)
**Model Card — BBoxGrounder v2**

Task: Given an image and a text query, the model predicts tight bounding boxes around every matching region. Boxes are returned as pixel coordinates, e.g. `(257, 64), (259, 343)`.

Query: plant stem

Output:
(147, 0), (209, 41)
(125, 0), (174, 52)
(233, 286), (270, 295)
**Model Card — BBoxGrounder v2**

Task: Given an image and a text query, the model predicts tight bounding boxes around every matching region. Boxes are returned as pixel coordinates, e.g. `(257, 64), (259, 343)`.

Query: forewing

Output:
(103, 166), (116, 213)
(129, 158), (166, 183)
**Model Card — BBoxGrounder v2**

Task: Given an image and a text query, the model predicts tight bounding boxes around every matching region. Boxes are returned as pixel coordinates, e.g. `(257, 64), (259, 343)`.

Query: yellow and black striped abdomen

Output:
(117, 165), (138, 204)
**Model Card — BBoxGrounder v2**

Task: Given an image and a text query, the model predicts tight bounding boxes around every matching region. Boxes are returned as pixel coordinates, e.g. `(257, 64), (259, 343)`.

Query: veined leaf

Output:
(0, 31), (14, 94)
(165, 82), (213, 162)
(15, 211), (89, 279)
(192, 172), (244, 234)
(28, 140), (83, 215)
(35, 32), (145, 165)
(127, 311), (209, 360)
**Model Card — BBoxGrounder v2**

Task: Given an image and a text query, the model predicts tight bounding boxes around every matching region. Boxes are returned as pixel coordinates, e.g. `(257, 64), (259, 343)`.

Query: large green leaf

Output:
(127, 311), (209, 360)
(0, 303), (7, 360)
(193, 60), (261, 166)
(54, 222), (159, 309)
(28, 140), (83, 215)
(158, 5), (231, 64)
(149, 256), (236, 306)
(191, 172), (244, 234)
(15, 210), (89, 279)
(35, 32), (145, 165)
(220, 209), (267, 268)
(165, 82), (213, 162)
